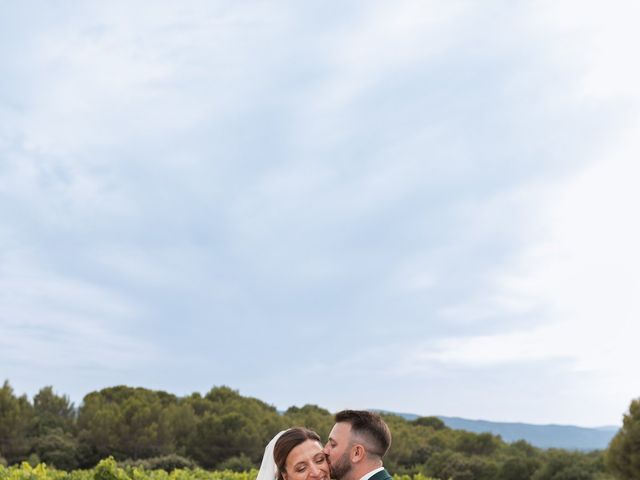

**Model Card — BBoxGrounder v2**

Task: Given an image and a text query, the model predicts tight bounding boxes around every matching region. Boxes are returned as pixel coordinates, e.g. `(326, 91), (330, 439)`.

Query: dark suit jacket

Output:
(368, 469), (392, 480)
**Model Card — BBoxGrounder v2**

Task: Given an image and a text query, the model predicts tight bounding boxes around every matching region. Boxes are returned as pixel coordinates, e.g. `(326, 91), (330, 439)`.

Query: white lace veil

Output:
(256, 430), (288, 480)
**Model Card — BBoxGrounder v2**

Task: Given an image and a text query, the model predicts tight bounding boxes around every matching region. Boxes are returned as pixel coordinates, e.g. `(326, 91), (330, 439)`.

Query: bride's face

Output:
(283, 439), (330, 480)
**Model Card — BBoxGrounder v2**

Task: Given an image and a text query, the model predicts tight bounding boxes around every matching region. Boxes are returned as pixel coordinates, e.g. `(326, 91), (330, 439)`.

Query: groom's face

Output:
(324, 422), (352, 480)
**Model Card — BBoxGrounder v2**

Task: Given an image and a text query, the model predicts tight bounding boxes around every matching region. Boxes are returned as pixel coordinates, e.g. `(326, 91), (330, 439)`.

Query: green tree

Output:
(27, 386), (79, 469)
(282, 405), (333, 436)
(76, 396), (120, 466)
(383, 415), (446, 474)
(0, 380), (34, 464)
(76, 386), (177, 466)
(606, 398), (640, 479)
(190, 412), (260, 468)
(497, 455), (540, 480)
(186, 386), (283, 468)
(509, 439), (538, 457)
(411, 417), (447, 430)
(426, 451), (498, 480)
(454, 431), (501, 456)
(165, 402), (197, 457)
(31, 386), (76, 436)
(533, 450), (601, 480)
(31, 429), (79, 470)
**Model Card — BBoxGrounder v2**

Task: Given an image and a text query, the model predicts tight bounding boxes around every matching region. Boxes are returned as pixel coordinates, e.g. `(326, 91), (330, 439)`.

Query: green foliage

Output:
(215, 455), (254, 473)
(0, 463), (438, 480)
(495, 454), (540, 480)
(454, 432), (501, 456)
(379, 413), (445, 474)
(77, 387), (178, 466)
(425, 451), (498, 480)
(509, 439), (538, 457)
(119, 455), (197, 472)
(26, 387), (79, 470)
(411, 417), (447, 431)
(0, 381), (34, 464)
(31, 388), (76, 437)
(163, 405), (197, 458)
(532, 450), (609, 480)
(93, 457), (131, 480)
(0, 380), (624, 480)
(282, 405), (333, 436)
(31, 430), (78, 471)
(606, 397), (640, 479)
(186, 387), (283, 468)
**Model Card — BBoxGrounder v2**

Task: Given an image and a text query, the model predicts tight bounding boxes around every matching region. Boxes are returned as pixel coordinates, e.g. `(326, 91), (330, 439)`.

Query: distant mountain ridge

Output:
(385, 411), (619, 451)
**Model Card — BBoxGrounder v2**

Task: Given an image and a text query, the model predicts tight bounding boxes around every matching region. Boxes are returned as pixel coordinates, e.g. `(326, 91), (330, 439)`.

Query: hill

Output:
(389, 411), (618, 450)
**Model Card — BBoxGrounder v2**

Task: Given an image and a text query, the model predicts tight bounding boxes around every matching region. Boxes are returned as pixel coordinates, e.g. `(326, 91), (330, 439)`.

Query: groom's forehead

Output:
(330, 422), (352, 440)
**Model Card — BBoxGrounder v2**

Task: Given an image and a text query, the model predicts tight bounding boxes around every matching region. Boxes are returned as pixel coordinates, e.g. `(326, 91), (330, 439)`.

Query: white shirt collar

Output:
(359, 467), (385, 480)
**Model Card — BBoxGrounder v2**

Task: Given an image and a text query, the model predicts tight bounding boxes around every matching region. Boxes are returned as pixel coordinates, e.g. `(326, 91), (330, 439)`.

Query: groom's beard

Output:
(329, 450), (352, 480)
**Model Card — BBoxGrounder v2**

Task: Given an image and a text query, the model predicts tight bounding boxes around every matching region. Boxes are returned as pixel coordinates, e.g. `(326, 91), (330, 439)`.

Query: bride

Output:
(257, 428), (330, 480)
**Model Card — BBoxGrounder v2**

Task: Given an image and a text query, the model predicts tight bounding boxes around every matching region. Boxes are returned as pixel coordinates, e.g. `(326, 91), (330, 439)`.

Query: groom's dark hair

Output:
(334, 410), (391, 458)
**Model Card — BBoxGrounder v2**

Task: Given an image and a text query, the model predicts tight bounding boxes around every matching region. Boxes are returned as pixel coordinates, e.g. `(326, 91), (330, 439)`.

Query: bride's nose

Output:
(309, 463), (323, 478)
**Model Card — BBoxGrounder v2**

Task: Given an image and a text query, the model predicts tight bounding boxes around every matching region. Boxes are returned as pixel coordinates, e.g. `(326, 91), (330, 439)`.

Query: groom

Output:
(323, 410), (393, 480)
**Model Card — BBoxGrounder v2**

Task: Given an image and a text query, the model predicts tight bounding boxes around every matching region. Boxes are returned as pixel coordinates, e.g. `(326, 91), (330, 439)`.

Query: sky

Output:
(1, 0), (639, 428)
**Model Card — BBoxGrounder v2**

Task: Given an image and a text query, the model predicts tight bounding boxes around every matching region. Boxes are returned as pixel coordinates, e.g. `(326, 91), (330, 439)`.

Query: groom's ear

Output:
(351, 444), (365, 463)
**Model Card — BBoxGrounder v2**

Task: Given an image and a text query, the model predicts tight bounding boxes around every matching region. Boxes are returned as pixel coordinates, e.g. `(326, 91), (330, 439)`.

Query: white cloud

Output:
(389, 0), (640, 423)
(2, 0), (639, 425)
(534, 0), (640, 100)
(0, 251), (156, 371)
(385, 120), (640, 424)
(305, 0), (466, 113)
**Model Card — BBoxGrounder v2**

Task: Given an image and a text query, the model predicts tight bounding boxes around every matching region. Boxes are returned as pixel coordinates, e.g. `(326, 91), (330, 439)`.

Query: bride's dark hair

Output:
(273, 427), (322, 480)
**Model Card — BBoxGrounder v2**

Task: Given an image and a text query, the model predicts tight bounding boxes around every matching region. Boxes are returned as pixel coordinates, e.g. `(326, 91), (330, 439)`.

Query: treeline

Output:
(0, 381), (620, 480)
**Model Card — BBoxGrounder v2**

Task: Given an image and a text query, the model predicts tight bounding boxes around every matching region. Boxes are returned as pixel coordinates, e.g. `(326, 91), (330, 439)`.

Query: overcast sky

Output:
(2, 0), (639, 428)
